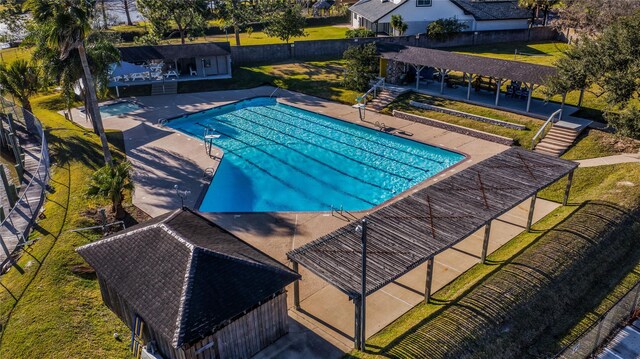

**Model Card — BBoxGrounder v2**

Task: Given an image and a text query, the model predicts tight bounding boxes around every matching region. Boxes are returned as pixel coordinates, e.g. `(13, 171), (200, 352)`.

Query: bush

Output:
(345, 28), (375, 38)
(342, 42), (379, 92)
(427, 17), (468, 40)
(605, 106), (640, 139)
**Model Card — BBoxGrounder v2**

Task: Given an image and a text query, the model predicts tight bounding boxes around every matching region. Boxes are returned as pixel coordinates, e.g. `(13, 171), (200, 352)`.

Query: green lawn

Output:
(0, 47), (33, 64)
(0, 94), (134, 359)
(349, 163), (640, 358)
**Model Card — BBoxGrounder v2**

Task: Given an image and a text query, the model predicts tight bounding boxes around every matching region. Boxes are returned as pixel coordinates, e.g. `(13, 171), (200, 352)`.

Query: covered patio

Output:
(287, 147), (577, 349)
(378, 45), (576, 118)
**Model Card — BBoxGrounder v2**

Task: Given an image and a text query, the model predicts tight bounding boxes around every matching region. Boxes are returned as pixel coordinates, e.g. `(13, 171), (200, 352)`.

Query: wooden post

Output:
(526, 193), (537, 231)
(563, 170), (574, 206)
(292, 261), (300, 310)
(358, 219), (368, 351)
(481, 221), (492, 264)
(354, 299), (361, 349)
(414, 65), (424, 90)
(467, 74), (472, 100)
(439, 69), (446, 94)
(495, 79), (502, 106)
(424, 257), (434, 303)
(526, 83), (534, 112)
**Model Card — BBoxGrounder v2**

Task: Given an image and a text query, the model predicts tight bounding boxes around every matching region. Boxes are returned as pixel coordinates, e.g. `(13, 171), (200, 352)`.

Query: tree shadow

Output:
(361, 201), (640, 359)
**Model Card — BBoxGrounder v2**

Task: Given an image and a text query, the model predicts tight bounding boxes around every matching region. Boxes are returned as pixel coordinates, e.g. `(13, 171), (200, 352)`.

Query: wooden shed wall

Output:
(98, 277), (290, 359)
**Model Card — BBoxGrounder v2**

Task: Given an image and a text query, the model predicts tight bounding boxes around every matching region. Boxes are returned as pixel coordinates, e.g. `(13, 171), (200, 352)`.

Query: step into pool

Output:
(167, 97), (465, 212)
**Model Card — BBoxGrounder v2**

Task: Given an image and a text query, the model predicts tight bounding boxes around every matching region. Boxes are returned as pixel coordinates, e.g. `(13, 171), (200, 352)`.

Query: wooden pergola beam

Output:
(424, 258), (434, 303)
(292, 261), (300, 309)
(481, 221), (492, 264)
(526, 193), (537, 231)
(563, 170), (574, 206)
(495, 78), (503, 106)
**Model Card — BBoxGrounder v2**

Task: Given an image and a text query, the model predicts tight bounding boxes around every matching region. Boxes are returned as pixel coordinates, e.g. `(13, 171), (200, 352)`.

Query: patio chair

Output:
(189, 66), (198, 76)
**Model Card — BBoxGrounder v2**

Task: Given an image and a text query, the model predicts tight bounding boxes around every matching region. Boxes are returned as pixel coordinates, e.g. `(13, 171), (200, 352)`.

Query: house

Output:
(118, 43), (232, 79)
(76, 208), (300, 359)
(350, 0), (531, 36)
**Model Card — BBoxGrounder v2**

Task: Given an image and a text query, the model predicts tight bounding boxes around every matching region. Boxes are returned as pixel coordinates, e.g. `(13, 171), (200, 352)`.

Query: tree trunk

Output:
(100, 0), (109, 29)
(123, 0), (133, 26)
(78, 43), (113, 166)
(177, 24), (186, 44)
(81, 74), (98, 133)
(543, 6), (549, 26)
(234, 26), (241, 46)
(20, 100), (37, 134)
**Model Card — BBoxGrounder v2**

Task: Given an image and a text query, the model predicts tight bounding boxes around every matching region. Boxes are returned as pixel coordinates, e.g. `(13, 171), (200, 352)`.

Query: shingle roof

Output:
(76, 208), (299, 348)
(450, 0), (531, 20)
(379, 44), (557, 85)
(349, 0), (408, 22)
(119, 43), (231, 63)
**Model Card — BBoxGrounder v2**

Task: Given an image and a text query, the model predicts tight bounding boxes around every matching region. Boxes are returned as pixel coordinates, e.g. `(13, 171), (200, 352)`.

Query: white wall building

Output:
(350, 0), (531, 36)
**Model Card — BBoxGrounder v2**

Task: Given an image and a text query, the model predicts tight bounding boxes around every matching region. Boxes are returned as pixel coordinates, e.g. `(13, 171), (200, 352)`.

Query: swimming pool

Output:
(168, 97), (465, 212)
(97, 101), (143, 118)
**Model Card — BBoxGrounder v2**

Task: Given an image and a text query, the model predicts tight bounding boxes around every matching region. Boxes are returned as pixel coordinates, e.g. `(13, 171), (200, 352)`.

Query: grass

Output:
(115, 25), (349, 47)
(383, 92), (543, 148)
(0, 94), (134, 359)
(563, 129), (640, 160)
(349, 162), (640, 358)
(0, 47), (33, 64)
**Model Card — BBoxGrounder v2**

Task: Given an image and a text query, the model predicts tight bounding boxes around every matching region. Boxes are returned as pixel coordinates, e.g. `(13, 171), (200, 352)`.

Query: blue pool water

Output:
(98, 101), (143, 118)
(168, 97), (464, 212)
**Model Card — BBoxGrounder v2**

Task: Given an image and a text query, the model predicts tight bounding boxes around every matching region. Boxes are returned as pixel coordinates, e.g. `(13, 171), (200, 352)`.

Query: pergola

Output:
(287, 148), (577, 349)
(378, 45), (564, 113)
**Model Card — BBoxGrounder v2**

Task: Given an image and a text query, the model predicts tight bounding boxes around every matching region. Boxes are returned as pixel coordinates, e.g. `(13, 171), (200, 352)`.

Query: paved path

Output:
(577, 153), (640, 167)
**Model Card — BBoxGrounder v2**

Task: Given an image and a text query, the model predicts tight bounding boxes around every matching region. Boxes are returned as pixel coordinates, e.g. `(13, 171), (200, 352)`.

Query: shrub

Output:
(345, 28), (375, 38)
(342, 42), (379, 92)
(427, 17), (468, 40)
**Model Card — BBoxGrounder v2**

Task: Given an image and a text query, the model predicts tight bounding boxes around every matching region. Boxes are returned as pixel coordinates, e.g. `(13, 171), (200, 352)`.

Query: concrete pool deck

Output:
(71, 87), (561, 358)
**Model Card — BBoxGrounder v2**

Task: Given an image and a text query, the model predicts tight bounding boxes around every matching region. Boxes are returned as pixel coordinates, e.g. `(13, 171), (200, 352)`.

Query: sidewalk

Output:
(577, 153), (640, 167)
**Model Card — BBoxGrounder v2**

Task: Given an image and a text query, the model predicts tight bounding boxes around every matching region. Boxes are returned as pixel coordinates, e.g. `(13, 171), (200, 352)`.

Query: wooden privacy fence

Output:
(0, 97), (50, 272)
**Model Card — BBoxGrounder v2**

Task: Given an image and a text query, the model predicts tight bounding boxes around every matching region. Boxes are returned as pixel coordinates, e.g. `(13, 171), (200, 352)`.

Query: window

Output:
(353, 13), (357, 20)
(416, 0), (431, 6)
(203, 59), (212, 68)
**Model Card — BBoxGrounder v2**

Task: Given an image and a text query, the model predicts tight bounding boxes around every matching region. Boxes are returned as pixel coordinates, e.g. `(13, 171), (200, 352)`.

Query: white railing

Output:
(531, 109), (562, 149)
(356, 77), (385, 106)
(0, 97), (50, 271)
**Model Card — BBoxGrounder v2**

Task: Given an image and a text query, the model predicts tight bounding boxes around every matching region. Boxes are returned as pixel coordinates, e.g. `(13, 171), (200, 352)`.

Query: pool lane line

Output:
(243, 107), (432, 173)
(203, 118), (397, 195)
(222, 112), (415, 183)
(194, 123), (381, 207)
(265, 105), (449, 165)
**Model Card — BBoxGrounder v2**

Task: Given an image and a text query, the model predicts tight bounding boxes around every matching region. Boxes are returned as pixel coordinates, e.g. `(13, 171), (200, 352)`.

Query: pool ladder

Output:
(374, 121), (387, 131)
(203, 167), (215, 179)
(203, 127), (221, 158)
(331, 205), (357, 222)
(157, 118), (167, 127)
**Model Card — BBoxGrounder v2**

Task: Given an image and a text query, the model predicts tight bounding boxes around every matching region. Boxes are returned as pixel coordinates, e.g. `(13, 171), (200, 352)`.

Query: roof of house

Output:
(76, 208), (299, 348)
(379, 44), (557, 85)
(119, 43), (231, 63)
(349, 0), (408, 22)
(350, 0), (531, 22)
(450, 0), (532, 21)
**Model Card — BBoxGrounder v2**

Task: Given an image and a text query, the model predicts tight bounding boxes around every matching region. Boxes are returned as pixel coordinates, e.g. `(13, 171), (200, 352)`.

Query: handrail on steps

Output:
(356, 77), (385, 106)
(531, 109), (562, 149)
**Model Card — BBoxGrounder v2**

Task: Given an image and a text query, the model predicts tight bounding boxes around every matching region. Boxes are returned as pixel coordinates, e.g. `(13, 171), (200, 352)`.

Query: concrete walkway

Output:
(577, 153), (640, 167)
(71, 87), (570, 358)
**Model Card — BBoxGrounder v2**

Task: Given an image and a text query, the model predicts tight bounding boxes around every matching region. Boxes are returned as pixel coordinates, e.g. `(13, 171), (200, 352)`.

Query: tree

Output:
(264, 5), (306, 43)
(427, 17), (468, 40)
(87, 161), (134, 219)
(518, 0), (559, 26)
(552, 0), (640, 36)
(136, 0), (208, 44)
(121, 0), (134, 26)
(547, 11), (640, 138)
(0, 0), (28, 44)
(342, 42), (378, 92)
(0, 60), (42, 133)
(390, 14), (408, 36)
(27, 0), (114, 166)
(213, 0), (258, 46)
(345, 28), (375, 38)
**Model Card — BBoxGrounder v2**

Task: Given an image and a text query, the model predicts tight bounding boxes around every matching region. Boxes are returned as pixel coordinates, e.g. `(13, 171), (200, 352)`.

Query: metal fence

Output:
(556, 280), (640, 358)
(0, 96), (50, 271)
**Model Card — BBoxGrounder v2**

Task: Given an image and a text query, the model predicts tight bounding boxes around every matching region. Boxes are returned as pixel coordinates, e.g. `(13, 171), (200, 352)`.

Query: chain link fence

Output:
(556, 281), (640, 358)
(0, 96), (50, 271)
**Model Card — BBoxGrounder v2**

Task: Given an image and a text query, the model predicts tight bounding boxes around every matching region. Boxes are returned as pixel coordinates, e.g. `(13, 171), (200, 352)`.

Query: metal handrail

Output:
(531, 109), (562, 149)
(356, 77), (385, 106)
(0, 97), (50, 270)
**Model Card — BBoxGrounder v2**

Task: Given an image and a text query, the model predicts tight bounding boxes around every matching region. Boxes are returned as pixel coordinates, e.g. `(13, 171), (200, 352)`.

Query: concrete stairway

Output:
(534, 124), (580, 156)
(151, 81), (178, 95)
(367, 88), (405, 112)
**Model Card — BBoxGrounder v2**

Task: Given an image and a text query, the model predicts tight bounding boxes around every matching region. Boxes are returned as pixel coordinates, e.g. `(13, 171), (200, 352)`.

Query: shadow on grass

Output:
(349, 201), (640, 359)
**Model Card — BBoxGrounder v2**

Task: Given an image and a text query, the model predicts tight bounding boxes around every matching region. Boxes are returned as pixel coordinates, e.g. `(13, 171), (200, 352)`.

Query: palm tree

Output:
(391, 15), (408, 36)
(87, 161), (134, 219)
(0, 60), (42, 133)
(27, 0), (113, 166)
